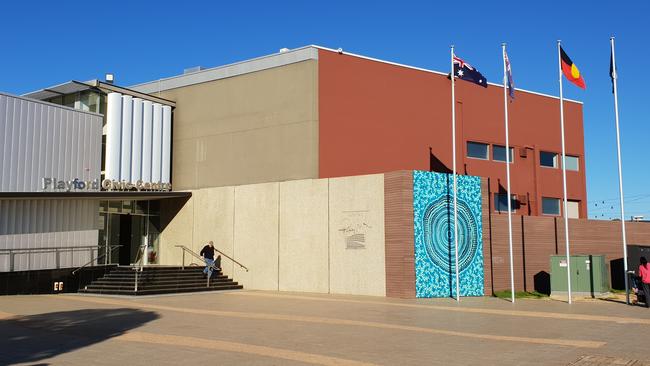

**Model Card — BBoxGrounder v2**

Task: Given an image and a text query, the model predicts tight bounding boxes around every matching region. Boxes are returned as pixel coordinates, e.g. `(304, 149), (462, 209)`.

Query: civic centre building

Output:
(1, 45), (648, 297)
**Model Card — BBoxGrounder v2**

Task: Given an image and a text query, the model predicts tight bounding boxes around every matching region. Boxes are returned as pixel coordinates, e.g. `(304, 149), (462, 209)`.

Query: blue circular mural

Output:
(422, 197), (479, 274)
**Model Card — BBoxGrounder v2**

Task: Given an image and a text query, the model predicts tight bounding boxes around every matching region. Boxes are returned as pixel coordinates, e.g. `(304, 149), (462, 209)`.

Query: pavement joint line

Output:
(228, 291), (650, 325)
(54, 295), (605, 349)
(116, 331), (379, 366)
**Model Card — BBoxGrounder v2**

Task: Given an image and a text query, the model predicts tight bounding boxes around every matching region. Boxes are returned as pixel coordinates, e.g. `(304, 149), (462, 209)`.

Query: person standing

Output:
(638, 257), (650, 308)
(200, 241), (215, 279)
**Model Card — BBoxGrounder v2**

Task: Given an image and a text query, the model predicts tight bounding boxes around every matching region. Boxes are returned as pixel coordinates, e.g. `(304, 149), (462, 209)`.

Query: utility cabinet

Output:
(551, 255), (608, 297)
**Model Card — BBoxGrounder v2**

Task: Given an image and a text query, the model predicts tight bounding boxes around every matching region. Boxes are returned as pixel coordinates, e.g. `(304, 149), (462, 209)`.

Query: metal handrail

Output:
(72, 245), (122, 275)
(1, 245), (103, 272)
(174, 245), (249, 272)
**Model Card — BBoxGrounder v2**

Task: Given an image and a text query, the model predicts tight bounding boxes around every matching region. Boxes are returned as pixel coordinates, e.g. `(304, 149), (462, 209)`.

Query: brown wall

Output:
(482, 180), (650, 294)
(158, 60), (319, 190)
(318, 49), (587, 218)
(384, 171), (415, 298)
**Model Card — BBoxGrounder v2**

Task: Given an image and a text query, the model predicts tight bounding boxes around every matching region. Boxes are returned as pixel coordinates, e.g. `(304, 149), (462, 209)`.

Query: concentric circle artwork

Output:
(413, 171), (484, 298)
(422, 197), (479, 274)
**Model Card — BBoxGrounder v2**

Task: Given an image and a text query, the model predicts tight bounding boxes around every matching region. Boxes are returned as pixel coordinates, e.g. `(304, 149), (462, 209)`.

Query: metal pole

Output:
(182, 248), (185, 270)
(557, 40), (572, 304)
(611, 37), (629, 305)
(502, 43), (516, 303)
(451, 45), (460, 301)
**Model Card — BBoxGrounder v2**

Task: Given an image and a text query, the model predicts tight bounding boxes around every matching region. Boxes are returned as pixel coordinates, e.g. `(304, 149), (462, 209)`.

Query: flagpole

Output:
(611, 36), (629, 305)
(451, 45), (460, 302)
(502, 43), (515, 303)
(557, 40), (572, 304)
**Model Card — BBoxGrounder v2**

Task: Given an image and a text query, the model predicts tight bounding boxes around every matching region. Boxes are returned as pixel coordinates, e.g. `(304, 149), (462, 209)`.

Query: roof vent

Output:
(279, 48), (290, 53)
(183, 66), (204, 74)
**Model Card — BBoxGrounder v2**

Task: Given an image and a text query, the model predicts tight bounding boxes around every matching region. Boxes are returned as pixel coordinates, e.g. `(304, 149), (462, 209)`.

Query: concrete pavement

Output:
(1, 291), (649, 365)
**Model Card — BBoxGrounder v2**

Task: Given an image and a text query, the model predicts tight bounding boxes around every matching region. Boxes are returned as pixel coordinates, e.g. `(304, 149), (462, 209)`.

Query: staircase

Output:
(78, 266), (243, 296)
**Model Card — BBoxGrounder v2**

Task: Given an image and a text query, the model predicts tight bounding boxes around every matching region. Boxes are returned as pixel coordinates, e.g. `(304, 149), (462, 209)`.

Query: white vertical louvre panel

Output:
(141, 100), (153, 182)
(151, 103), (163, 183)
(120, 95), (133, 182)
(105, 92), (122, 180)
(161, 105), (172, 183)
(131, 98), (144, 182)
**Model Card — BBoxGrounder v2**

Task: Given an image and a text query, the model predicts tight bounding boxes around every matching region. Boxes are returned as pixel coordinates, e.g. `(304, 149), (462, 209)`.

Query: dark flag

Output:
(610, 50), (616, 93)
(453, 56), (488, 88)
(560, 46), (586, 89)
(504, 51), (515, 99)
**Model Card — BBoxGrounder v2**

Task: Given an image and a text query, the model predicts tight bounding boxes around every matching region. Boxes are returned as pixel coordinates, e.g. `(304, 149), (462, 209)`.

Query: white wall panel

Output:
(120, 95), (133, 182)
(142, 100), (153, 182)
(161, 105), (172, 184)
(151, 103), (163, 183)
(105, 92), (122, 181)
(131, 98), (144, 182)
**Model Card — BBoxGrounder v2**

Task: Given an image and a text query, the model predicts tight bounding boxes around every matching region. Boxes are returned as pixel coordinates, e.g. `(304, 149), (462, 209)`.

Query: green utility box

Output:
(550, 255), (609, 297)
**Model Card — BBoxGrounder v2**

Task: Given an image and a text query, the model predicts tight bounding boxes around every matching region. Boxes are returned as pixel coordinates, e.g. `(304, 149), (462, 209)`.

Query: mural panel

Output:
(413, 171), (483, 297)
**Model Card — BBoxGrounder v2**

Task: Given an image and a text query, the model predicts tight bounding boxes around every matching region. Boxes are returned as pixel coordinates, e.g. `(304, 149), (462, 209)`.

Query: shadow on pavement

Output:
(0, 308), (159, 365)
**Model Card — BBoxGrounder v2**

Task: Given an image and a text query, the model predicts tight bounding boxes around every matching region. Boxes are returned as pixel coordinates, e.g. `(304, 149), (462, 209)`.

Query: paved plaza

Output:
(1, 291), (649, 365)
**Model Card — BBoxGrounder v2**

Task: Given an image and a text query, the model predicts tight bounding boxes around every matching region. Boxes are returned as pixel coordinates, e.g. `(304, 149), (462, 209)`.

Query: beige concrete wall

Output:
(158, 60), (319, 190)
(159, 174), (386, 296)
(232, 182), (280, 290)
(328, 174), (386, 296)
(193, 187), (236, 278)
(159, 196), (194, 266)
(279, 179), (329, 293)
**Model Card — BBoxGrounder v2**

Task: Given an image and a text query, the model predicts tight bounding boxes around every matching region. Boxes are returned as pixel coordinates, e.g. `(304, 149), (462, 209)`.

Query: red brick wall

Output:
(482, 179), (650, 294)
(319, 49), (587, 218)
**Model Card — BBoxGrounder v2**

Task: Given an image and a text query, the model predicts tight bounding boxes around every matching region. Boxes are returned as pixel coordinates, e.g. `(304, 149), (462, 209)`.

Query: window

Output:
(494, 193), (519, 212)
(493, 145), (514, 163)
(564, 156), (579, 171)
(542, 197), (561, 215)
(540, 151), (558, 168)
(566, 200), (580, 218)
(467, 142), (489, 160)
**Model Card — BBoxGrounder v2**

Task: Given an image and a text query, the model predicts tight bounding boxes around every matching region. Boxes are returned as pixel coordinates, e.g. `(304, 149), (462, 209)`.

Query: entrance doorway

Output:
(98, 200), (160, 266)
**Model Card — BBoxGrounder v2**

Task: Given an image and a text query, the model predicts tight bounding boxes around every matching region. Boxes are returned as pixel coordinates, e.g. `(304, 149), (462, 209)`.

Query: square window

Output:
(494, 193), (518, 212)
(542, 197), (561, 215)
(493, 145), (514, 163)
(567, 200), (580, 218)
(564, 156), (579, 171)
(467, 142), (489, 160)
(540, 151), (558, 168)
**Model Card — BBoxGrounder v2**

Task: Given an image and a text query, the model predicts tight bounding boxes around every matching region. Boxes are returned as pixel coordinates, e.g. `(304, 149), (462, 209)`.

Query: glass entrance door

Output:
(98, 200), (161, 266)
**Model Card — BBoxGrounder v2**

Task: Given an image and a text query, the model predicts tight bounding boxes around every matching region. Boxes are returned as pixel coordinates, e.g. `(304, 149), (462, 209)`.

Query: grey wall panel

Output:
(0, 199), (98, 271)
(0, 92), (102, 192)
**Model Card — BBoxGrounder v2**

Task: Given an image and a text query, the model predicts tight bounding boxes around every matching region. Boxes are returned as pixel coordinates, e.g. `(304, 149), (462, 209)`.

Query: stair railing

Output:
(132, 244), (147, 292)
(71, 245), (122, 275)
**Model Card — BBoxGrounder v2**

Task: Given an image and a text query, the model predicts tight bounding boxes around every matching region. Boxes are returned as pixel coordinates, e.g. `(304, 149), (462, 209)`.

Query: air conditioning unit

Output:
(519, 147), (528, 158)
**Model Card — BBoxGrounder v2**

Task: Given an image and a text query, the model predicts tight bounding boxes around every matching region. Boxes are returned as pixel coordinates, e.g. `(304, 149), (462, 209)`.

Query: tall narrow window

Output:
(564, 156), (579, 171)
(540, 151), (558, 168)
(467, 142), (489, 160)
(493, 145), (514, 163)
(542, 197), (561, 215)
(494, 193), (518, 212)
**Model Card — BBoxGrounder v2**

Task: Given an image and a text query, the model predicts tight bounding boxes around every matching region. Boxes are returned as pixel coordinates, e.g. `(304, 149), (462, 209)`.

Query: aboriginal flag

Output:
(560, 46), (586, 89)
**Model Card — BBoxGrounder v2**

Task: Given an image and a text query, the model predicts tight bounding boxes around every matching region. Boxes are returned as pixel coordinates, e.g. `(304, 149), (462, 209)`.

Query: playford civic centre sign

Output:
(42, 178), (172, 192)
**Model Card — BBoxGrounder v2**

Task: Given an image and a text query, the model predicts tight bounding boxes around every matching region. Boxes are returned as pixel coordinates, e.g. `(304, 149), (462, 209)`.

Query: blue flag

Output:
(453, 56), (488, 88)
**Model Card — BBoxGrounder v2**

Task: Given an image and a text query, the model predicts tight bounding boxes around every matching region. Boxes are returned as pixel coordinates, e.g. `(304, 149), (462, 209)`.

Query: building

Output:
(3, 45), (630, 298)
(128, 45), (587, 218)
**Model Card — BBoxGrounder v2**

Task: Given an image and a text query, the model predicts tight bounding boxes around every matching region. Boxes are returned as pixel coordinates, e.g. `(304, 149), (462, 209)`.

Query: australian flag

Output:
(453, 56), (488, 88)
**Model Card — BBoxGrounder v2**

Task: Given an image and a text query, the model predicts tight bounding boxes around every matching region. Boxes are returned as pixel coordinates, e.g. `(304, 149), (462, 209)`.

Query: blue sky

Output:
(2, 1), (648, 219)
